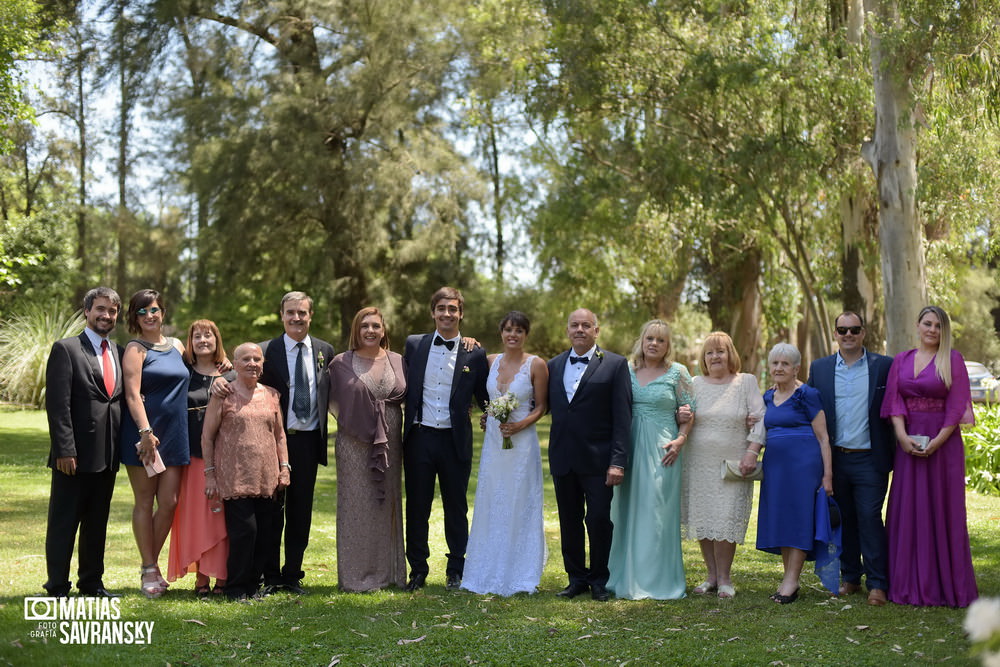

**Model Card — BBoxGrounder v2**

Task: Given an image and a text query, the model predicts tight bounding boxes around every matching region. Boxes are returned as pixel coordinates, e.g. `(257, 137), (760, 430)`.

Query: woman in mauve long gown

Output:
(327, 307), (407, 592)
(881, 305), (978, 607)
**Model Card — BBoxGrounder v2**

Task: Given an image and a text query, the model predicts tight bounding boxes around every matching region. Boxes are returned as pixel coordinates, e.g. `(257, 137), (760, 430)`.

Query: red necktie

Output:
(101, 339), (115, 396)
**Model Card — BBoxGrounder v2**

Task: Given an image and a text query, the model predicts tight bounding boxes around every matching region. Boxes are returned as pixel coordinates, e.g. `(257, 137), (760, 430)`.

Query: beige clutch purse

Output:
(721, 459), (762, 482)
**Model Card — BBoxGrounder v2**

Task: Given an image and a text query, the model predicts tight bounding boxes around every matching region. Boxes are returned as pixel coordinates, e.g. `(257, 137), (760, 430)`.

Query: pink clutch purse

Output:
(135, 441), (166, 477)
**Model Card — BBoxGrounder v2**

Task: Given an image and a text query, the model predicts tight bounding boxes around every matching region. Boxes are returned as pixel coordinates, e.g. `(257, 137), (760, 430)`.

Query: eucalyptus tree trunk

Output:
(839, 177), (883, 349)
(861, 0), (926, 354)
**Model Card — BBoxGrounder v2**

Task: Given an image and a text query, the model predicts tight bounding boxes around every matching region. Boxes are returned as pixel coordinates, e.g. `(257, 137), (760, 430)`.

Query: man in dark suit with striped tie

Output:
(43, 287), (124, 598)
(258, 291), (335, 595)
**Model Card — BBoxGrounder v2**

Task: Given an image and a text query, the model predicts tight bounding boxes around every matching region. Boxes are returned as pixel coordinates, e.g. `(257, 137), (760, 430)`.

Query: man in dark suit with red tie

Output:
(402, 286), (489, 591)
(547, 308), (632, 601)
(44, 287), (124, 598)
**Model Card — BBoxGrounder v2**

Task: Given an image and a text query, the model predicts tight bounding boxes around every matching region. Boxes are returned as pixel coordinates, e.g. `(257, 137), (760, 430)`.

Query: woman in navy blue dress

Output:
(755, 343), (832, 603)
(121, 289), (190, 598)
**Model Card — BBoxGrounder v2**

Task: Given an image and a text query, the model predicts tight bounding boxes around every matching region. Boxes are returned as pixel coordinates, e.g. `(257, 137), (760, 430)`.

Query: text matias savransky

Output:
(25, 596), (155, 645)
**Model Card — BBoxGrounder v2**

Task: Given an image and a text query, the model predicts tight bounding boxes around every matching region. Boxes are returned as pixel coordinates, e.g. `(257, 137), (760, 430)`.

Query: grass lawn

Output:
(0, 406), (997, 666)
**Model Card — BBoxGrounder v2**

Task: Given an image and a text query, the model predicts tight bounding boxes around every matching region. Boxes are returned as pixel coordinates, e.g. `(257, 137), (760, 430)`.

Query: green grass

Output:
(1, 407), (996, 666)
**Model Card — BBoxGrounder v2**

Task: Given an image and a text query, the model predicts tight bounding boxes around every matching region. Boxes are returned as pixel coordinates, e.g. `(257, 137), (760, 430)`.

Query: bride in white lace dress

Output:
(463, 311), (549, 595)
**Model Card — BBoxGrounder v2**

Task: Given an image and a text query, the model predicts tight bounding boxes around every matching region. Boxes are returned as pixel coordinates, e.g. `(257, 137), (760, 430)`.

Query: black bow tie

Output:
(570, 356), (589, 365)
(434, 336), (455, 351)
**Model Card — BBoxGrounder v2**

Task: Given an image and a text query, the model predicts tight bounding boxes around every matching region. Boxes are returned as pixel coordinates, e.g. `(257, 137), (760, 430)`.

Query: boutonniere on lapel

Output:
(317, 351), (325, 371)
(462, 365), (470, 374)
(595, 349), (604, 360)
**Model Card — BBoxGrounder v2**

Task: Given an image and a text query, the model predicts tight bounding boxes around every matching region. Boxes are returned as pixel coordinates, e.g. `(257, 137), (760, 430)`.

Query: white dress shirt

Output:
(563, 346), (596, 402)
(284, 333), (318, 431)
(421, 333), (460, 428)
(83, 326), (116, 384)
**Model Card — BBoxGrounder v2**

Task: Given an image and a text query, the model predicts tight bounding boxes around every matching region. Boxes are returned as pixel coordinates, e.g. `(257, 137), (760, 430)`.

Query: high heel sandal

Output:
(693, 581), (717, 595)
(140, 564), (165, 599)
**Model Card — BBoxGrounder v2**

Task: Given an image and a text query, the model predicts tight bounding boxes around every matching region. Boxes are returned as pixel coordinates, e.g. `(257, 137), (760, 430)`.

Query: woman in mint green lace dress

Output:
(607, 320), (694, 600)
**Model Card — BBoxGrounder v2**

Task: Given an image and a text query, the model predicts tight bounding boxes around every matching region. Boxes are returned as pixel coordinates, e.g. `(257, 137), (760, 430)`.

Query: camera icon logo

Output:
(24, 597), (58, 621)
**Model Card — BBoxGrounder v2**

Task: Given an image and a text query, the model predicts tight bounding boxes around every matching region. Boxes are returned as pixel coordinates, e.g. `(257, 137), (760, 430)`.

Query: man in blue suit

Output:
(547, 308), (632, 602)
(402, 286), (489, 591)
(807, 312), (894, 606)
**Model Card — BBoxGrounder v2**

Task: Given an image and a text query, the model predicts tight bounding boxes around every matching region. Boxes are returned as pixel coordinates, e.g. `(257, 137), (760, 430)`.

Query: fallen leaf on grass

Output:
(525, 616), (539, 622)
(327, 656), (341, 666)
(855, 626), (869, 631)
(664, 628), (683, 632)
(547, 628), (558, 636)
(350, 629), (369, 638)
(846, 637), (860, 644)
(398, 635), (426, 645)
(290, 626), (300, 632)
(726, 637), (741, 642)
(315, 630), (329, 636)
(183, 619), (207, 626)
(10, 640), (22, 649)
(577, 635), (593, 640)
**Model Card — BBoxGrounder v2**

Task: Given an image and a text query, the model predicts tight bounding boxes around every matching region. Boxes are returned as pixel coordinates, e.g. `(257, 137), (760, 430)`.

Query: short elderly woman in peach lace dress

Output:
(203, 342), (290, 601)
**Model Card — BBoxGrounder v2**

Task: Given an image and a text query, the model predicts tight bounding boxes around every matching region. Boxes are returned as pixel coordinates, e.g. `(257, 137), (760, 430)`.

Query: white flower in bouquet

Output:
(965, 597), (1000, 665)
(486, 391), (519, 449)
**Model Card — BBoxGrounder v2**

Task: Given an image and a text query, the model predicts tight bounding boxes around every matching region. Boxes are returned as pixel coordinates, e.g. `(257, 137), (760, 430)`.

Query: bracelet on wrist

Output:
(204, 466), (216, 474)
(280, 462), (292, 471)
(138, 427), (153, 436)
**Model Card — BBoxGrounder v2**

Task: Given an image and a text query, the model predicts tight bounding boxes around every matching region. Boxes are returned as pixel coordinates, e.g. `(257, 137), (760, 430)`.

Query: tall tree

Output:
(859, 0), (1000, 352)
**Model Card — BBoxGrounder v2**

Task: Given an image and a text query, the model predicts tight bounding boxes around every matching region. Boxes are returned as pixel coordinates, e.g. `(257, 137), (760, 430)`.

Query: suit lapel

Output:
(450, 341), (468, 399)
(79, 333), (107, 396)
(411, 334), (433, 394)
(572, 348), (602, 402)
(865, 351), (879, 405)
(270, 336), (290, 388)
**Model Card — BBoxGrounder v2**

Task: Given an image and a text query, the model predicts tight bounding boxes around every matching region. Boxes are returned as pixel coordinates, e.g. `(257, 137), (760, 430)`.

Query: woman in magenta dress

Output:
(881, 305), (977, 607)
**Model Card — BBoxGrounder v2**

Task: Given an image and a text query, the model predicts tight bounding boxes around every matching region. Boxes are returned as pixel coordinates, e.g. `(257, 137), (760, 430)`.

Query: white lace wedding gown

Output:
(462, 354), (546, 595)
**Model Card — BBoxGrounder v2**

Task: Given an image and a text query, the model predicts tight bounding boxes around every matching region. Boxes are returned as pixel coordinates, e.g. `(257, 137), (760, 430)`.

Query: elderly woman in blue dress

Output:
(752, 343), (833, 603)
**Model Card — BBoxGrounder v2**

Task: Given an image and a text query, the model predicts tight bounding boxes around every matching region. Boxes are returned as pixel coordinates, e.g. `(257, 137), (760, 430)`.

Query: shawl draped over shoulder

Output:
(327, 350), (406, 501)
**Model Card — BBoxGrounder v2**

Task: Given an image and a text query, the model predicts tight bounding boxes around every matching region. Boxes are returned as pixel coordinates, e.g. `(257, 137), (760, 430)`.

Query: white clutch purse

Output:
(721, 459), (762, 482)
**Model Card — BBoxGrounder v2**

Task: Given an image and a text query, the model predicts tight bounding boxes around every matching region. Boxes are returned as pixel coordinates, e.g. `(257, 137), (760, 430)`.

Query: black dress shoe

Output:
(556, 582), (589, 599)
(590, 585), (610, 602)
(405, 573), (427, 592)
(79, 587), (121, 598)
(282, 581), (306, 595)
(446, 573), (462, 591)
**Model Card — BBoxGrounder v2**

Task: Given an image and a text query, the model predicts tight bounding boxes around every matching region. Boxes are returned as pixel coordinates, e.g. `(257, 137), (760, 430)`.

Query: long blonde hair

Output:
(918, 305), (953, 389)
(630, 320), (672, 370)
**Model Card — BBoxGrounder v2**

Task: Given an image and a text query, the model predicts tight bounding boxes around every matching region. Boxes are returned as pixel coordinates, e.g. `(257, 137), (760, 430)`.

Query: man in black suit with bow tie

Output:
(547, 308), (632, 601)
(43, 287), (124, 598)
(402, 286), (489, 591)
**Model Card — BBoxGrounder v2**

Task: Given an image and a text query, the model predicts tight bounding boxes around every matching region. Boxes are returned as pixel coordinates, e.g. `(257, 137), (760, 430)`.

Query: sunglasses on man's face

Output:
(836, 326), (863, 335)
(136, 307), (162, 316)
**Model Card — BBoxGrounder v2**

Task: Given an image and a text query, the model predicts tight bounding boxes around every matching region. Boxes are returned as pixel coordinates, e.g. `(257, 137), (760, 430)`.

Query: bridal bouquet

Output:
(486, 392), (519, 449)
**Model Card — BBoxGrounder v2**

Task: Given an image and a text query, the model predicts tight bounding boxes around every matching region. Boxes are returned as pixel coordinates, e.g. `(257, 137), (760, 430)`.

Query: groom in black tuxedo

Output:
(548, 308), (632, 601)
(44, 287), (124, 598)
(402, 286), (489, 591)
